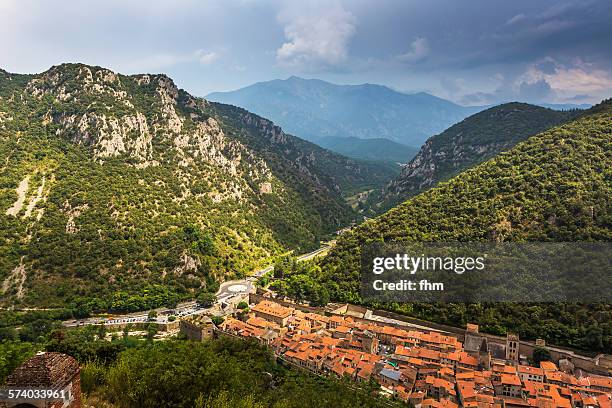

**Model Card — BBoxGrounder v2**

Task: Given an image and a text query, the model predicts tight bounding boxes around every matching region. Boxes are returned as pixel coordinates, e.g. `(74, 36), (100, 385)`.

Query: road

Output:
(63, 300), (203, 328)
(246, 243), (331, 282)
(218, 244), (332, 307)
(62, 243), (332, 328)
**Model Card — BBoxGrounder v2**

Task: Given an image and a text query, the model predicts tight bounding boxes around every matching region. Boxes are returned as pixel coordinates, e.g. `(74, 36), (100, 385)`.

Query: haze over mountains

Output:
(312, 136), (418, 165)
(207, 77), (591, 163)
(207, 76), (484, 149)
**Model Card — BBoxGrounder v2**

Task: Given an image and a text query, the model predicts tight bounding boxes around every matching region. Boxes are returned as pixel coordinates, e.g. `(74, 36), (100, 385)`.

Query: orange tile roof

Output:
(423, 398), (459, 408)
(419, 348), (441, 361)
(589, 376), (612, 390)
(501, 374), (522, 386)
(457, 372), (476, 380)
(503, 365), (518, 374)
(457, 352), (479, 367)
(395, 344), (411, 356)
(545, 371), (563, 382)
(596, 394), (611, 408)
(335, 325), (351, 334)
(320, 336), (340, 347)
(458, 381), (477, 399)
(439, 366), (455, 377)
(252, 300), (293, 318)
(502, 396), (531, 407)
(426, 375), (457, 395)
(539, 361), (558, 372)
(246, 315), (279, 329)
(409, 357), (425, 366)
(518, 365), (544, 376)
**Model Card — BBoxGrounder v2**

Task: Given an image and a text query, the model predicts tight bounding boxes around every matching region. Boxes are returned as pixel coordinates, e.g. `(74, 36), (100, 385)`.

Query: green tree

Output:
(0, 341), (36, 383)
(532, 346), (552, 366)
(197, 292), (217, 308)
(211, 316), (224, 326)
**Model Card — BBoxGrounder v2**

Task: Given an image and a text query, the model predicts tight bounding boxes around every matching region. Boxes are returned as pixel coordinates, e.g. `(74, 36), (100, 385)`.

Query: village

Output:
(178, 292), (612, 408)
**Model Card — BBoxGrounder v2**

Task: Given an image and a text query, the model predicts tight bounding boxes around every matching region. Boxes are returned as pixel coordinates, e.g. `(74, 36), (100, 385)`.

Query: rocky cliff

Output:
(0, 63), (394, 310)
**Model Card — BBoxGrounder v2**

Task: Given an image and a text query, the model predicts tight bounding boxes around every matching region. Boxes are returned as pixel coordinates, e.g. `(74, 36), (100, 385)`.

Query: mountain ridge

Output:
(0, 63), (394, 310)
(207, 76), (483, 147)
(374, 102), (581, 210)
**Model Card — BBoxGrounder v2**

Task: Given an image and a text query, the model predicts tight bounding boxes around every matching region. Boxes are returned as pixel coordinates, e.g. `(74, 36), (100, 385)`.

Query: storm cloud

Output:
(0, 0), (610, 105)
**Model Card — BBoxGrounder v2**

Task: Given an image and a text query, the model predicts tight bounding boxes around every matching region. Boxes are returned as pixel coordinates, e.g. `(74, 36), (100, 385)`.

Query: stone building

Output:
(179, 314), (215, 341)
(506, 333), (519, 363)
(0, 352), (81, 408)
(251, 300), (293, 327)
(464, 323), (491, 370)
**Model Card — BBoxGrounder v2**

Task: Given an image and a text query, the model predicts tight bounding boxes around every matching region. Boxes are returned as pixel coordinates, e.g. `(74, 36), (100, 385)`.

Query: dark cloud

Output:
(459, 77), (556, 106)
(0, 0), (610, 104)
(518, 79), (555, 102)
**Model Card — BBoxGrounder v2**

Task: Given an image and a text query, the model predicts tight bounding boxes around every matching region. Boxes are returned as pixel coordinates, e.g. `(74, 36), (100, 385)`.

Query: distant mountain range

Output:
(206, 77), (591, 163)
(207, 76), (483, 148)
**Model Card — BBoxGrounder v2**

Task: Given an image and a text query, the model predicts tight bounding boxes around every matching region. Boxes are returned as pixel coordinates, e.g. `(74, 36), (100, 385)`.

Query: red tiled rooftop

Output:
(252, 300), (293, 318)
(335, 325), (351, 334)
(518, 365), (544, 376)
(501, 374), (522, 386)
(539, 361), (557, 372)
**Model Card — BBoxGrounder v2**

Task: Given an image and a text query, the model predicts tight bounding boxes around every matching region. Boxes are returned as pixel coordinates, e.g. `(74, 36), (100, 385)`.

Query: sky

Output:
(1, 0), (611, 105)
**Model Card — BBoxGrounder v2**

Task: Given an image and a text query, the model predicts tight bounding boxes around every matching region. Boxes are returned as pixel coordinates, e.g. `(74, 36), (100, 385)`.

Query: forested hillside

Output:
(274, 100), (612, 352)
(0, 63), (393, 311)
(376, 103), (580, 210)
(209, 103), (398, 197)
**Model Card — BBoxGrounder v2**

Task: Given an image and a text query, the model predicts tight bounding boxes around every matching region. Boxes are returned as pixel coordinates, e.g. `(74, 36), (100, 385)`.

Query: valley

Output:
(2, 2), (611, 408)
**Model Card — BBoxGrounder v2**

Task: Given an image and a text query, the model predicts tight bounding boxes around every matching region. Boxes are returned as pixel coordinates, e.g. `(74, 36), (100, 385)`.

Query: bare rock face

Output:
(22, 65), (274, 198)
(64, 202), (89, 234)
(173, 252), (201, 276)
(259, 182), (273, 194)
(155, 75), (183, 133)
